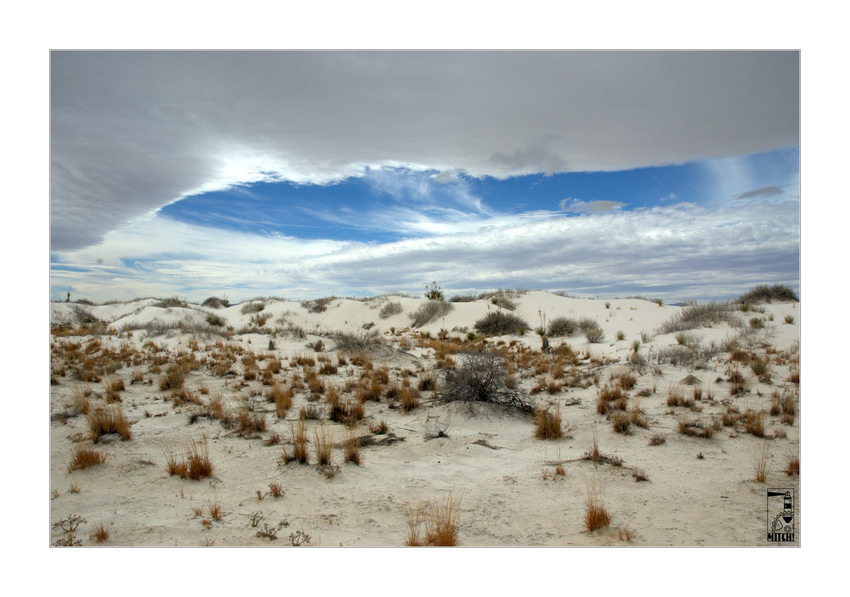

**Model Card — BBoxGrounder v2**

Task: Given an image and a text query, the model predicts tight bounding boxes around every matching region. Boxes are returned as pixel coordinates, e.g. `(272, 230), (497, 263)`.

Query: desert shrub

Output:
(240, 301), (265, 314)
(737, 284), (799, 304)
(205, 313), (226, 327)
(301, 297), (335, 313)
(584, 326), (605, 343)
(154, 297), (187, 309)
(409, 300), (454, 328)
(379, 301), (403, 319)
(784, 315), (795, 324)
(656, 301), (741, 335)
(547, 316), (579, 337)
(438, 351), (534, 413)
(327, 330), (383, 353)
(202, 296), (230, 309)
(405, 494), (461, 546)
(474, 311), (529, 336)
(424, 282), (444, 301)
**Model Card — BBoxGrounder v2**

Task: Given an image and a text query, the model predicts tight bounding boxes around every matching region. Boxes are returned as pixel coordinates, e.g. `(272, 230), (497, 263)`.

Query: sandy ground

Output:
(48, 292), (801, 547)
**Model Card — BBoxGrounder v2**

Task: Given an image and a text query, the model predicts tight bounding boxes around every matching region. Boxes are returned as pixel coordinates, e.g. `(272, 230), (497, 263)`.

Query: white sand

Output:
(49, 292), (800, 546)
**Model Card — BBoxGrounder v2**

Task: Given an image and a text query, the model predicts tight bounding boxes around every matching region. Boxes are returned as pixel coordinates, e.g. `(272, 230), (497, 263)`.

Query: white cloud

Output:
(51, 200), (800, 303)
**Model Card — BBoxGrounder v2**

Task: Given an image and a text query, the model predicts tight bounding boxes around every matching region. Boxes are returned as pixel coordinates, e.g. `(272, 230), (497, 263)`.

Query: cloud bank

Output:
(51, 198), (800, 303)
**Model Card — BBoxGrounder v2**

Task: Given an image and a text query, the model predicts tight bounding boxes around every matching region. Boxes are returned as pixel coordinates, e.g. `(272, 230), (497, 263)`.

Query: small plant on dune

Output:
(67, 443), (106, 472)
(344, 430), (361, 465)
(785, 452), (800, 476)
(752, 440), (772, 482)
(535, 403), (563, 439)
(743, 410), (766, 437)
(269, 482), (285, 497)
(584, 479), (612, 532)
(584, 326), (605, 343)
(313, 426), (333, 467)
(784, 315), (795, 324)
(282, 421), (310, 465)
(611, 411), (631, 434)
(90, 522), (110, 543)
(677, 416), (716, 438)
(88, 405), (132, 442)
(369, 419), (389, 434)
(583, 425), (601, 463)
(400, 386), (421, 412)
(159, 363), (186, 391)
(648, 433), (666, 446)
(207, 499), (223, 520)
(379, 301), (404, 319)
(405, 493), (461, 546)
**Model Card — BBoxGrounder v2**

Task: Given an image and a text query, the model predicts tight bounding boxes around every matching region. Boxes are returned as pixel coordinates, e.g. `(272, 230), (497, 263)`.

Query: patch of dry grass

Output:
(535, 403), (563, 439)
(584, 479), (611, 532)
(68, 444), (106, 472)
(88, 405), (132, 442)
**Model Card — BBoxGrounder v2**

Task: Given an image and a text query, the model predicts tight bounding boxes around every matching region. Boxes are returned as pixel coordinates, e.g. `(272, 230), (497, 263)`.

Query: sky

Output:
(50, 51), (800, 303)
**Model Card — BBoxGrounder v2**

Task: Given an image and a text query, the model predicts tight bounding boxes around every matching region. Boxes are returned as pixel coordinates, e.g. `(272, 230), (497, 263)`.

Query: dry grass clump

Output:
(677, 416), (717, 438)
(164, 437), (214, 480)
(88, 405), (132, 442)
(611, 412), (631, 434)
(648, 433), (666, 446)
(313, 426), (333, 466)
(785, 453), (800, 476)
(535, 403), (563, 439)
(68, 444), (106, 472)
(743, 409), (766, 437)
(159, 364), (186, 391)
(584, 479), (612, 532)
(656, 301), (740, 335)
(237, 409), (267, 436)
(752, 441), (772, 482)
(344, 430), (361, 465)
(103, 376), (125, 402)
(400, 386), (421, 412)
(597, 383), (627, 415)
(89, 522), (110, 543)
(405, 494), (461, 546)
(266, 382), (293, 417)
(281, 421), (310, 465)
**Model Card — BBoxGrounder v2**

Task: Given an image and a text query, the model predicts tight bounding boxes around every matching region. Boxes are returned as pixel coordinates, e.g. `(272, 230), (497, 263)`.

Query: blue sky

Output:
(50, 51), (800, 303)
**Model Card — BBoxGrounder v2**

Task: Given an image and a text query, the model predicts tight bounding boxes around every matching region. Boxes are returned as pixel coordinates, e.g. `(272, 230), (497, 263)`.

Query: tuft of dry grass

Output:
(752, 440), (772, 482)
(207, 499), (223, 520)
(648, 433), (666, 446)
(88, 405), (132, 442)
(743, 409), (766, 437)
(68, 444), (106, 472)
(369, 418), (389, 434)
(400, 386), (420, 412)
(535, 403), (563, 439)
(584, 479), (612, 532)
(269, 481), (285, 497)
(785, 452), (800, 476)
(90, 522), (110, 543)
(282, 421), (310, 464)
(611, 412), (631, 434)
(344, 430), (361, 465)
(313, 426), (333, 466)
(405, 494), (461, 546)
(677, 416), (717, 438)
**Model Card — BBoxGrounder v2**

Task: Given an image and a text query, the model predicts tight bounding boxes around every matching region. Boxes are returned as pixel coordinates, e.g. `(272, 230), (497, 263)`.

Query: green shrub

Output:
(474, 311), (530, 336)
(409, 301), (454, 328)
(737, 284), (799, 304)
(547, 316), (579, 337)
(379, 301), (403, 319)
(202, 296), (230, 309)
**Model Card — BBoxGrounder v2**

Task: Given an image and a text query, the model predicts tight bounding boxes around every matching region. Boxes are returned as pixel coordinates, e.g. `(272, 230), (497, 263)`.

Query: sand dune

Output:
(49, 290), (800, 546)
